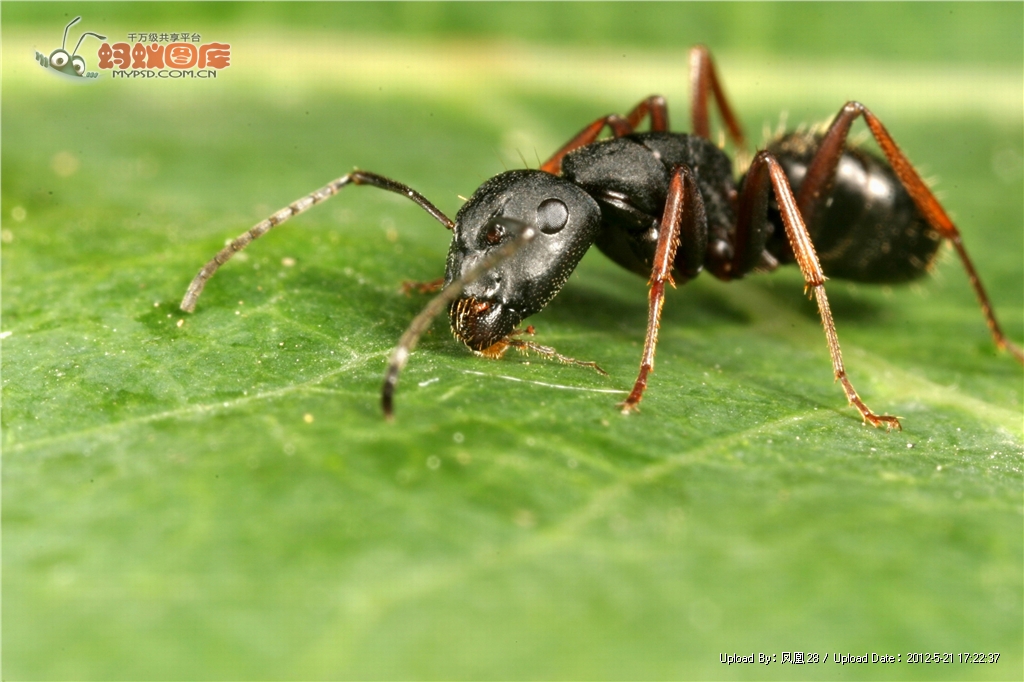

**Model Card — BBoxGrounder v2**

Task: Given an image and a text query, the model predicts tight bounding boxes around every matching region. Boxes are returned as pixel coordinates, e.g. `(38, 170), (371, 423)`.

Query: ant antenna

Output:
(73, 31), (107, 57)
(381, 221), (536, 419)
(62, 16), (82, 50)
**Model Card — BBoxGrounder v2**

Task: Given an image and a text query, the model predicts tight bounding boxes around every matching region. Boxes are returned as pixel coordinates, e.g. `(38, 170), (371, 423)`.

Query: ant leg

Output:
(719, 153), (778, 280)
(540, 114), (634, 174)
(180, 170), (454, 312)
(797, 101), (1023, 363)
(541, 94), (675, 175)
(401, 277), (445, 296)
(689, 45), (746, 150)
(625, 95), (670, 132)
(507, 327), (608, 375)
(540, 93), (677, 175)
(620, 165), (708, 413)
(746, 151), (901, 430)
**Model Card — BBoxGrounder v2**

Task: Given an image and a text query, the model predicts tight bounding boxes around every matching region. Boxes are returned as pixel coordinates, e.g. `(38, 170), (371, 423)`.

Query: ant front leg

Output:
(742, 151), (901, 430)
(180, 170), (454, 312)
(401, 277), (445, 296)
(506, 327), (608, 376)
(797, 102), (1023, 363)
(620, 165), (708, 413)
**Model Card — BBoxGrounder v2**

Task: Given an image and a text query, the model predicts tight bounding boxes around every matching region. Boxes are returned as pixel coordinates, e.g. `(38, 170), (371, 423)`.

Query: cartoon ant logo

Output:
(35, 16), (106, 79)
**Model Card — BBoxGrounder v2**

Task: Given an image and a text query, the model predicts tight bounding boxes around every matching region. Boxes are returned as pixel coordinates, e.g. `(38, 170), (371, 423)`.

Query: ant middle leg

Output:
(625, 95), (670, 132)
(742, 150), (901, 430)
(540, 115), (634, 174)
(796, 101), (1023, 363)
(540, 95), (672, 175)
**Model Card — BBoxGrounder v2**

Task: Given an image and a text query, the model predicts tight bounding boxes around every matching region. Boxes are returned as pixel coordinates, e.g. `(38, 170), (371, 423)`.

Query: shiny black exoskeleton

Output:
(443, 170), (602, 352)
(444, 129), (940, 354)
(764, 132), (941, 283)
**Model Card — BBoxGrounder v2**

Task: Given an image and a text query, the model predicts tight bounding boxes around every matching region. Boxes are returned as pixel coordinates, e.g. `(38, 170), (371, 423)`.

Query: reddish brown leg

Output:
(541, 95), (674, 175)
(689, 45), (746, 150)
(625, 95), (670, 132)
(620, 165), (707, 413)
(401, 277), (444, 296)
(540, 115), (634, 175)
(797, 101), (1023, 363)
(507, 326), (608, 376)
(745, 150), (901, 430)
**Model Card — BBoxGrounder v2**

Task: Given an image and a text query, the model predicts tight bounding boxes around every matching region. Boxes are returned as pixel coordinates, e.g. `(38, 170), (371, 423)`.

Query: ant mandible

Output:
(180, 46), (1023, 425)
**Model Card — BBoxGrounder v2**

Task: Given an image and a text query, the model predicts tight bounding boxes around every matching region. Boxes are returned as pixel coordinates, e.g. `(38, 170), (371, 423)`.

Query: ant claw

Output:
(618, 400), (640, 415)
(864, 413), (902, 432)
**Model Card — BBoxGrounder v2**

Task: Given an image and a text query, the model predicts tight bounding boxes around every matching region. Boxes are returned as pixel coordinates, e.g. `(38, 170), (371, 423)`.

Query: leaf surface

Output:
(4, 8), (1022, 679)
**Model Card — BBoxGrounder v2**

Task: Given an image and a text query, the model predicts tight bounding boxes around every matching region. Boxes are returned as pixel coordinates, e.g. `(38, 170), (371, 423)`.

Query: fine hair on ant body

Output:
(180, 46), (1023, 424)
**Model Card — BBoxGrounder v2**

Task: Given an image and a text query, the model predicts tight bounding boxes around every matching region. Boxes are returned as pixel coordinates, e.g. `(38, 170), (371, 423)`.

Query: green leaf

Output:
(4, 5), (1022, 679)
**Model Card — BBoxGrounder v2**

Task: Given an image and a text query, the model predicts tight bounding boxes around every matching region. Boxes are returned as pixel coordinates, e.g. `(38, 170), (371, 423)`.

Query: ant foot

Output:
(999, 338), (1024, 365)
(863, 412), (902, 432)
(840, 375), (902, 431)
(618, 399), (641, 415)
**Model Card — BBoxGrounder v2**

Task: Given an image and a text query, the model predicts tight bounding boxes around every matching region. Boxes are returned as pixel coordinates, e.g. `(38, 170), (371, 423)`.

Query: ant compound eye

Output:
(537, 198), (569, 234)
(72, 57), (86, 75)
(50, 50), (69, 67)
(484, 222), (506, 245)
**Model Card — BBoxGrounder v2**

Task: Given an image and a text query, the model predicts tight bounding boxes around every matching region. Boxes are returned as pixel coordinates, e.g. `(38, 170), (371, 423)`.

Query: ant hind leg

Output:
(797, 101), (1023, 364)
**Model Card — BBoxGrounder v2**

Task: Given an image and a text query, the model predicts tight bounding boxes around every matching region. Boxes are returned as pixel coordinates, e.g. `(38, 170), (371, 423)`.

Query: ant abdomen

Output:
(765, 132), (943, 283)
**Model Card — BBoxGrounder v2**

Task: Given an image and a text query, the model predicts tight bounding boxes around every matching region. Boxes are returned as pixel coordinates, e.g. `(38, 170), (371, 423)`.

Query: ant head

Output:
(445, 170), (601, 351)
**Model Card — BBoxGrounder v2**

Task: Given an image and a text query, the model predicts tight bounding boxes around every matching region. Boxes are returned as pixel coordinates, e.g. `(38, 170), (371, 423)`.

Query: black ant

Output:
(180, 46), (1023, 425)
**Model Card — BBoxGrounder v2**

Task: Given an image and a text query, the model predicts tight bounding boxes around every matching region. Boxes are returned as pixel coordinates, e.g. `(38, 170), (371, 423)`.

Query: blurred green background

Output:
(3, 2), (1022, 679)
